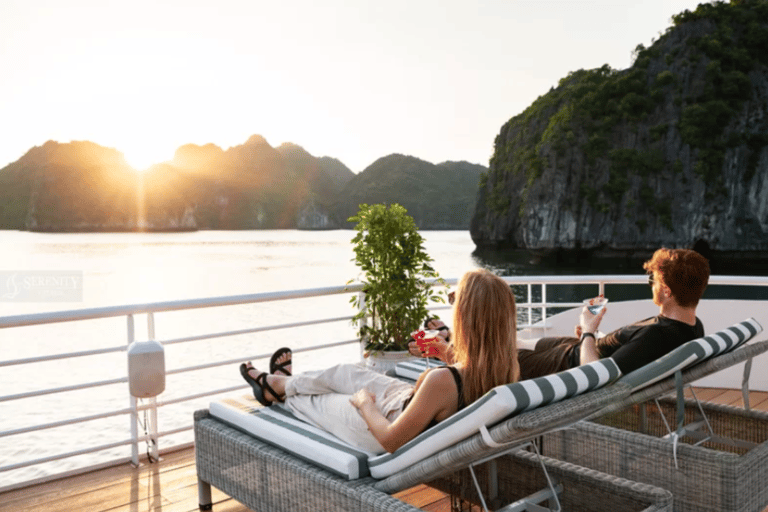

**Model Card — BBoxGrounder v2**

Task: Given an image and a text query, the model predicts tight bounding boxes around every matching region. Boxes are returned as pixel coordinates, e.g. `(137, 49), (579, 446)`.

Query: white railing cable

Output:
(159, 315), (354, 346)
(1, 376), (128, 402)
(0, 285), (362, 329)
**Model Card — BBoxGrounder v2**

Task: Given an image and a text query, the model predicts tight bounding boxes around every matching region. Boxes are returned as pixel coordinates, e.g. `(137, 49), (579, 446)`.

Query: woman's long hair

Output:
(451, 269), (518, 404)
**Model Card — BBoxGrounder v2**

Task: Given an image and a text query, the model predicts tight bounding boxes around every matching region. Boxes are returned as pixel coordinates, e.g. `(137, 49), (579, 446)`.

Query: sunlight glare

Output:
(123, 143), (171, 172)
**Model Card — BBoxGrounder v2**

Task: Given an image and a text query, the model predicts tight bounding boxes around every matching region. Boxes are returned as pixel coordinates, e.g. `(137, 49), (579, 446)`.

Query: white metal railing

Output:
(1, 274), (766, 492)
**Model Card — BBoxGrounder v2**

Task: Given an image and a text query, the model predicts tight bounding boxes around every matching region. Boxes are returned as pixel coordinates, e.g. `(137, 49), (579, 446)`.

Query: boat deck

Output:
(2, 388), (767, 512)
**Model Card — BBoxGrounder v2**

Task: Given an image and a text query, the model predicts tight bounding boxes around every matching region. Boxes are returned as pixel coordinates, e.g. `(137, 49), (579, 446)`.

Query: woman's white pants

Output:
(279, 363), (414, 453)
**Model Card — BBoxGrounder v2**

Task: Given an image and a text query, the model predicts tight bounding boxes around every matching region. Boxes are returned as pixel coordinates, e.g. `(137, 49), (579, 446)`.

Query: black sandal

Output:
(240, 363), (284, 406)
(269, 347), (292, 376)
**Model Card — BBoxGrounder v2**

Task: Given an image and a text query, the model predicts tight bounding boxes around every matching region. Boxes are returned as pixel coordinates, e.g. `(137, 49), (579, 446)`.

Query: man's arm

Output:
(578, 302), (607, 365)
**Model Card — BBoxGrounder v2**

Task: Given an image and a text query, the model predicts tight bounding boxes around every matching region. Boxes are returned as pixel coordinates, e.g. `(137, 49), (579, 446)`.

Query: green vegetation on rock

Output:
(475, 0), (768, 253)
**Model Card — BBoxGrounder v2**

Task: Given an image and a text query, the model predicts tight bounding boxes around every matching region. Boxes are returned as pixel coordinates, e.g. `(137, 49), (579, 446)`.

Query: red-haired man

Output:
(517, 248), (710, 378)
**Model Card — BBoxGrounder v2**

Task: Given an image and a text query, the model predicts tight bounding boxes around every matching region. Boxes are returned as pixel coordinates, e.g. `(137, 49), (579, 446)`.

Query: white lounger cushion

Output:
(209, 396), (377, 479)
(619, 317), (763, 392)
(209, 358), (620, 480)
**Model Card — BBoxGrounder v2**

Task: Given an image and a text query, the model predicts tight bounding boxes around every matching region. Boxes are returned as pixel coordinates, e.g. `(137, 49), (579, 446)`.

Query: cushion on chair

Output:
(367, 357), (620, 478)
(698, 317), (762, 357)
(619, 317), (763, 392)
(209, 396), (376, 479)
(209, 358), (620, 481)
(394, 358), (446, 380)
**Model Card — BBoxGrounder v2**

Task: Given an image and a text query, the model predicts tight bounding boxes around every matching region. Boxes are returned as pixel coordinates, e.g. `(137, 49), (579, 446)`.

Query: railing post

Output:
(146, 312), (160, 461)
(527, 283), (533, 328)
(541, 282), (548, 332)
(357, 291), (367, 360)
(127, 314), (140, 466)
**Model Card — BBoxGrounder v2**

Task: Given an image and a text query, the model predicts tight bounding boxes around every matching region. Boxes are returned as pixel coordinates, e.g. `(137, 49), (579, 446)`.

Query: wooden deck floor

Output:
(2, 388), (767, 512)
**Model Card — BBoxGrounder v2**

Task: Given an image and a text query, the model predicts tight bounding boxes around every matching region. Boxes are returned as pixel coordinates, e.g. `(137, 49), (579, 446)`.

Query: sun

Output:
(123, 144), (169, 173)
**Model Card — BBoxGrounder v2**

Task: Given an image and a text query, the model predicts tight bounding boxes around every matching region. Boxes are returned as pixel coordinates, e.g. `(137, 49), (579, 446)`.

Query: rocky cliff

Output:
(471, 0), (768, 260)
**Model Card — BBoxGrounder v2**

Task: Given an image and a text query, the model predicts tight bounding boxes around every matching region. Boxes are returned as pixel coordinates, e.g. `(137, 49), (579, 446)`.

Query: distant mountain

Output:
(2, 136), (488, 231)
(331, 154), (486, 229)
(472, 0), (768, 260)
(0, 140), (195, 231)
(0, 136), (357, 231)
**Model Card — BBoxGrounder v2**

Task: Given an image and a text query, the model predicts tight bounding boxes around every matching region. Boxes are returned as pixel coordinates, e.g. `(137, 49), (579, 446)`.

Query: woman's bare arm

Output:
(350, 368), (457, 453)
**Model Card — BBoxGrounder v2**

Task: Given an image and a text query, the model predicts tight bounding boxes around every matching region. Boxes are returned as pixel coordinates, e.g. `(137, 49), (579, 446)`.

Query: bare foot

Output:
(269, 347), (292, 376)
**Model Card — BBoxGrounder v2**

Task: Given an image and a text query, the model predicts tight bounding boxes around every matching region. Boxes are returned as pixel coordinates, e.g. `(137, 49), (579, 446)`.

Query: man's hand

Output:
(579, 297), (607, 334)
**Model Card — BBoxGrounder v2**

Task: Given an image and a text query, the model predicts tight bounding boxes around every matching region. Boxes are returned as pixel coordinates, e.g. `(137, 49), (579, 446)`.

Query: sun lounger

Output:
(195, 358), (629, 511)
(542, 318), (768, 512)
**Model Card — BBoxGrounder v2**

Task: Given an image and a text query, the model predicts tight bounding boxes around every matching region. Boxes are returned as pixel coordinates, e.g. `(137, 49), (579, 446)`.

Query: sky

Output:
(1, 0), (706, 173)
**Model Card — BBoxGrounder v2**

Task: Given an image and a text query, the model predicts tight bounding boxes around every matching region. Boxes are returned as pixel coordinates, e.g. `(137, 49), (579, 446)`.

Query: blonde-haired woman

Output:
(240, 268), (518, 454)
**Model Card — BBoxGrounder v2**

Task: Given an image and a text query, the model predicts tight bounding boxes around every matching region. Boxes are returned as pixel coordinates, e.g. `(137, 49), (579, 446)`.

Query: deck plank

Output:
(2, 389), (767, 512)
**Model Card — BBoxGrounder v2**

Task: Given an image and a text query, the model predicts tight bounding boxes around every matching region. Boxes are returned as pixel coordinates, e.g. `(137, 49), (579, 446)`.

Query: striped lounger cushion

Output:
(209, 358), (620, 480)
(369, 357), (620, 478)
(619, 317), (763, 392)
(209, 396), (377, 479)
(394, 358), (446, 380)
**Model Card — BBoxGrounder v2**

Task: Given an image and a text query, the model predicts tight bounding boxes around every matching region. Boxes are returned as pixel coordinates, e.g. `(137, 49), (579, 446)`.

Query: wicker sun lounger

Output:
(195, 358), (632, 511)
(194, 318), (763, 512)
(542, 318), (768, 512)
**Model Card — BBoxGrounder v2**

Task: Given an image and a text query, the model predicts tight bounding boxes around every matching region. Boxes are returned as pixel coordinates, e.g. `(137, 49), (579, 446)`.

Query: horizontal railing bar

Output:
(0, 425), (192, 473)
(166, 338), (359, 376)
(500, 275), (768, 286)
(0, 346), (127, 368)
(0, 339), (359, 405)
(0, 316), (355, 368)
(0, 376), (127, 403)
(0, 284), (363, 329)
(160, 315), (353, 346)
(1, 407), (135, 438)
(2, 383), (252, 438)
(1, 275), (763, 331)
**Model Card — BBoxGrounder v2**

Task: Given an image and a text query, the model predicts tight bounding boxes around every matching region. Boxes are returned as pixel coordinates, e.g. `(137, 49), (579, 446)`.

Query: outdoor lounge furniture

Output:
(541, 318), (768, 512)
(194, 318), (765, 511)
(195, 358), (631, 511)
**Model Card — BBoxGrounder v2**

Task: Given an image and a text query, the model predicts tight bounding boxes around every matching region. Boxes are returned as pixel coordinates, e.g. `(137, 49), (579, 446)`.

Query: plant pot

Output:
(365, 350), (415, 374)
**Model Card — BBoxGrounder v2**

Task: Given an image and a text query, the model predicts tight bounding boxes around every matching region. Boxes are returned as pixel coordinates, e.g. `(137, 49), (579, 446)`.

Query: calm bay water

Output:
(0, 229), (481, 487)
(2, 229), (766, 487)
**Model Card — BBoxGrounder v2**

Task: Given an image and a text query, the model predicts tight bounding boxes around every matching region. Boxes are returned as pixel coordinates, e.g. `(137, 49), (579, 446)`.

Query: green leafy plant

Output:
(348, 203), (445, 353)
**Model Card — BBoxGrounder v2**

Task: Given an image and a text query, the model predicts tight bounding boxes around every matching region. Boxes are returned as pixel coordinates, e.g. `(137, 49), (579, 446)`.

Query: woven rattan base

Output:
(194, 410), (421, 512)
(427, 448), (672, 511)
(543, 398), (768, 512)
(194, 409), (671, 512)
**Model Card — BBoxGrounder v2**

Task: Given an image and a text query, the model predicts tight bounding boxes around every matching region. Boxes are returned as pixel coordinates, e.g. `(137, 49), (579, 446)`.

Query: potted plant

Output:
(348, 203), (445, 371)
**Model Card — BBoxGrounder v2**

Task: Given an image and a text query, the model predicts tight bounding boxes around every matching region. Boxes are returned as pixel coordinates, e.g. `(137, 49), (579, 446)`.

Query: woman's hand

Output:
(408, 333), (453, 363)
(350, 388), (376, 410)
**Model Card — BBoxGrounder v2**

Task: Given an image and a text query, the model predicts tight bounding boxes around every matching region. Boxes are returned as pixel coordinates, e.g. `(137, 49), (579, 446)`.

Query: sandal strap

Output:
(273, 360), (292, 374)
(257, 372), (284, 403)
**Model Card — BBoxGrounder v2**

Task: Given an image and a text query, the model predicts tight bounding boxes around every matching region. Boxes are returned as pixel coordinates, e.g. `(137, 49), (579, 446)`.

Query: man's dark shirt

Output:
(568, 315), (705, 374)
